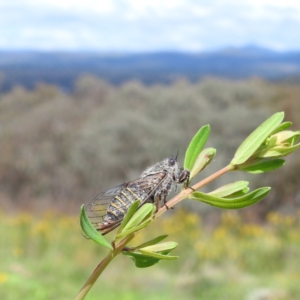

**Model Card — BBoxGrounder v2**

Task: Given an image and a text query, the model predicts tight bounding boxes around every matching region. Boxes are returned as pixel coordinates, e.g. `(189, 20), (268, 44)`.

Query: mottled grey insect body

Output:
(86, 157), (190, 235)
(140, 157), (189, 207)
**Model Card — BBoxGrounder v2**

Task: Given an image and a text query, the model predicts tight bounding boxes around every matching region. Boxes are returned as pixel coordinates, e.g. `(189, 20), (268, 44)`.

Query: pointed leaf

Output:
(271, 121), (292, 135)
(80, 205), (113, 250)
(117, 200), (140, 234)
(189, 148), (216, 179)
(231, 112), (284, 165)
(208, 181), (249, 198)
(184, 125), (210, 170)
(189, 188), (271, 209)
(224, 188), (250, 198)
(138, 249), (179, 260)
(240, 159), (285, 173)
(273, 130), (300, 144)
(290, 133), (300, 144)
(122, 251), (161, 268)
(122, 203), (155, 232)
(116, 219), (152, 239)
(123, 250), (178, 268)
(258, 144), (300, 158)
(141, 241), (178, 253)
(134, 235), (168, 249)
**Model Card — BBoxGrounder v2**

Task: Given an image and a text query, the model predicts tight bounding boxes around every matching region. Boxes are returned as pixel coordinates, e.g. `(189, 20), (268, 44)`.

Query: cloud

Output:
(0, 0), (299, 51)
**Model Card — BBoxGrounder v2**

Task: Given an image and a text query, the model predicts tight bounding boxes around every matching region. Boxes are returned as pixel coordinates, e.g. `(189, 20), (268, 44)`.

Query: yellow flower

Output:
(13, 247), (23, 257)
(0, 273), (8, 284)
(266, 211), (281, 225)
(283, 215), (296, 227)
(240, 224), (264, 237)
(221, 211), (241, 227)
(213, 227), (227, 240)
(31, 220), (50, 236)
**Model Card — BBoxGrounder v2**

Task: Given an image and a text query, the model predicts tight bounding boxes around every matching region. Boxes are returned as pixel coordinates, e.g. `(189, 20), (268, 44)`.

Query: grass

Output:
(1, 208), (300, 300)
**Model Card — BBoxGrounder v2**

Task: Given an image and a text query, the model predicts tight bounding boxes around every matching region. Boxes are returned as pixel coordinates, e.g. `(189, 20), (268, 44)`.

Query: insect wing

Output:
(85, 183), (127, 232)
(85, 172), (168, 235)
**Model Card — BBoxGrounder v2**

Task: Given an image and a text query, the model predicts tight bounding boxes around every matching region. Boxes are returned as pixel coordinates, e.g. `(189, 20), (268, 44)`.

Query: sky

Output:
(0, 0), (300, 52)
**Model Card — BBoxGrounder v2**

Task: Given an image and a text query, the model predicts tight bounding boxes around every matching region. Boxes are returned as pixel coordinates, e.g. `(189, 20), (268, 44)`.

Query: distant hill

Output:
(0, 46), (300, 91)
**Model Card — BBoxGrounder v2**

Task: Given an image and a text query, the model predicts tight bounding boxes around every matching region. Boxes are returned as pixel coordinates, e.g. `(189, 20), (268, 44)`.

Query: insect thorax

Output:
(104, 158), (184, 224)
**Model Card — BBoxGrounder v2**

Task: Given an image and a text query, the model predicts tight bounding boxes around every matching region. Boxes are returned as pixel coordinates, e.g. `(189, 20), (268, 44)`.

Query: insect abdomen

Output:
(105, 186), (148, 222)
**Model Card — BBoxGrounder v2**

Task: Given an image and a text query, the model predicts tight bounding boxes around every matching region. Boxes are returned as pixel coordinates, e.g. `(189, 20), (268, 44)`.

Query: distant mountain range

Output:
(0, 46), (300, 91)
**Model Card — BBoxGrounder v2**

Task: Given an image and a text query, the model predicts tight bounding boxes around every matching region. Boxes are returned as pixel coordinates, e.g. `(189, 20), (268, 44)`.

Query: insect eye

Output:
(168, 158), (175, 166)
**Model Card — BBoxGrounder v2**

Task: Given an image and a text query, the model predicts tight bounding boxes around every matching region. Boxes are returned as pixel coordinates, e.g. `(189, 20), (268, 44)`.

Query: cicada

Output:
(86, 157), (190, 235)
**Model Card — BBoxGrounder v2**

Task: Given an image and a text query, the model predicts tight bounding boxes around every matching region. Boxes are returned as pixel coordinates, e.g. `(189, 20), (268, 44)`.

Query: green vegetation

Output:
(1, 209), (300, 299)
(1, 76), (300, 299)
(77, 112), (299, 299)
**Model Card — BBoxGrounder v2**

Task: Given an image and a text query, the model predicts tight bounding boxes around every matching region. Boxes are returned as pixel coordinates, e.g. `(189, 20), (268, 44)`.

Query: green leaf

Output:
(208, 181), (249, 198)
(116, 219), (152, 239)
(273, 130), (300, 144)
(189, 148), (216, 179)
(271, 121), (292, 135)
(134, 235), (168, 249)
(290, 133), (300, 144)
(189, 188), (271, 209)
(231, 112), (284, 165)
(80, 205), (113, 250)
(117, 200), (140, 234)
(258, 144), (300, 158)
(184, 125), (210, 170)
(141, 241), (178, 253)
(224, 188), (250, 198)
(122, 203), (155, 232)
(122, 251), (161, 268)
(239, 159), (285, 173)
(123, 247), (179, 268)
(138, 249), (179, 260)
(116, 203), (155, 239)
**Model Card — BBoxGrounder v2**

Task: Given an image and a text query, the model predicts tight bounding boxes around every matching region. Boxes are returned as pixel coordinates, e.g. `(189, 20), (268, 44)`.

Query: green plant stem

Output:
(76, 165), (232, 299)
(75, 252), (114, 300)
(75, 234), (134, 300)
(156, 165), (232, 218)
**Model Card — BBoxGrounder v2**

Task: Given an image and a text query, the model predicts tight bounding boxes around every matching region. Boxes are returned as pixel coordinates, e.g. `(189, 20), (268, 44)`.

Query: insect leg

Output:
(177, 169), (195, 192)
(161, 188), (174, 210)
(154, 195), (160, 212)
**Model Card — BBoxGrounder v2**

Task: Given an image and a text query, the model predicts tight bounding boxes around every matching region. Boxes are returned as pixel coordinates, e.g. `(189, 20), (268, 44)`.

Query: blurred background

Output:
(1, 1), (300, 299)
